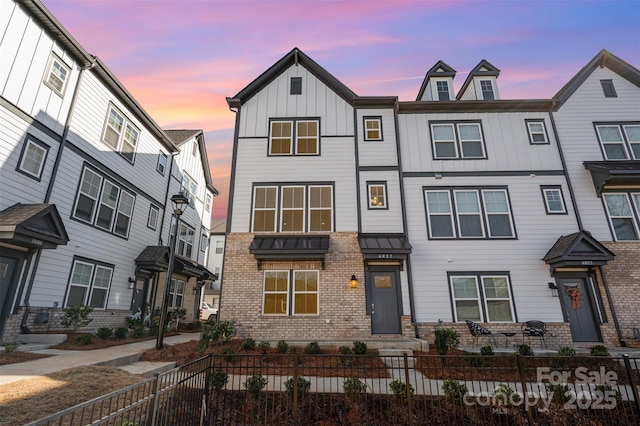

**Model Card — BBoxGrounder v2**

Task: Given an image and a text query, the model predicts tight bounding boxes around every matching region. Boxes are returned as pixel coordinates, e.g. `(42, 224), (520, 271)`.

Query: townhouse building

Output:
(204, 219), (226, 311)
(221, 47), (639, 347)
(0, 0), (216, 342)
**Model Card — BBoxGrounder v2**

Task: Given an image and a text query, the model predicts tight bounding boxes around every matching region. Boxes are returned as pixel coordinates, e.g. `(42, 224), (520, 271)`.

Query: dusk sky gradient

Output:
(41, 0), (640, 220)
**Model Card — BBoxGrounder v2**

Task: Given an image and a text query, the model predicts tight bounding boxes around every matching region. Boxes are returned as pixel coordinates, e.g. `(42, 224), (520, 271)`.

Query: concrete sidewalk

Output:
(0, 333), (198, 386)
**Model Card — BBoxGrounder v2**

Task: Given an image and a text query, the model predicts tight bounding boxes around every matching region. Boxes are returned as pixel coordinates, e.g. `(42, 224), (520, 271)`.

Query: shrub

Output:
(171, 307), (187, 321)
(442, 379), (468, 402)
(210, 368), (228, 392)
(244, 374), (267, 398)
(466, 354), (484, 368)
(60, 305), (93, 332)
(96, 327), (113, 339)
(276, 340), (289, 353)
(284, 376), (311, 400)
(343, 377), (367, 401)
(241, 338), (256, 351)
(186, 321), (200, 331)
(132, 324), (145, 338)
(75, 334), (94, 345)
(389, 380), (414, 403)
(339, 345), (352, 355)
(493, 383), (521, 406)
(594, 384), (621, 401)
(221, 347), (235, 363)
(480, 345), (494, 356)
(557, 346), (576, 357)
(435, 327), (460, 357)
(115, 327), (128, 339)
(3, 342), (18, 353)
(305, 341), (321, 354)
(590, 344), (609, 357)
(353, 340), (367, 355)
(258, 340), (271, 353)
(148, 320), (159, 336)
(546, 383), (572, 405)
(199, 320), (234, 354)
(516, 344), (534, 356)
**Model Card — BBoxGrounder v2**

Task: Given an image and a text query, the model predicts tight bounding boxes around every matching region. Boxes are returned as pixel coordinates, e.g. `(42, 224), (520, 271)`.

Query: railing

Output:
(26, 353), (640, 425)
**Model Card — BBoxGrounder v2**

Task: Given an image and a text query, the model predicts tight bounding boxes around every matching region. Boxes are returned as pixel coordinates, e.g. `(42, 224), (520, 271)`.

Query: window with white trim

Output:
(526, 120), (549, 144)
(43, 53), (70, 96)
(177, 222), (195, 258)
(450, 273), (514, 322)
(262, 270), (318, 315)
(603, 192), (640, 240)
(480, 80), (494, 100)
(157, 152), (167, 175)
(364, 117), (382, 141)
(368, 182), (387, 209)
(101, 104), (139, 163)
(169, 279), (185, 308)
(595, 123), (640, 160)
(269, 119), (319, 155)
(205, 194), (212, 212)
(215, 240), (224, 254)
(181, 172), (197, 206)
(425, 187), (515, 239)
(17, 136), (49, 180)
(73, 167), (136, 238)
(65, 258), (113, 308)
(541, 186), (566, 214)
(147, 205), (159, 230)
(200, 230), (208, 252)
(436, 81), (450, 101)
(430, 122), (486, 159)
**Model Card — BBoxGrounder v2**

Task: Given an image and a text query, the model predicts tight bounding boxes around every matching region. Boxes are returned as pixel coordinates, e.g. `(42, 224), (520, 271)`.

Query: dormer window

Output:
(480, 80), (494, 100)
(601, 80), (617, 98)
(436, 81), (450, 101)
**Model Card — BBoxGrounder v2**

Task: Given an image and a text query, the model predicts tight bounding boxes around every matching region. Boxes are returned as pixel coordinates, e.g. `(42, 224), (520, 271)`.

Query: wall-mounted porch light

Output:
(350, 275), (358, 289)
(548, 282), (559, 297)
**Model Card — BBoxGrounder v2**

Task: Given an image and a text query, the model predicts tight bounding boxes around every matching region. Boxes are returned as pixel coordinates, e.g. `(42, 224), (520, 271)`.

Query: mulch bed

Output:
(0, 351), (52, 365)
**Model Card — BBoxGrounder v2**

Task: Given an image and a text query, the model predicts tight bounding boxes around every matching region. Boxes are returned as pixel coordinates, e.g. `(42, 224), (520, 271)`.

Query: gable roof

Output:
(543, 231), (614, 271)
(165, 129), (219, 195)
(0, 203), (68, 249)
(553, 49), (640, 108)
(416, 60), (457, 101)
(456, 60), (500, 100)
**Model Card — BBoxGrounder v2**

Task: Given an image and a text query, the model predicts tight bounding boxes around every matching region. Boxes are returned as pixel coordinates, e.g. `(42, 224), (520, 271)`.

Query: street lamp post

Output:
(156, 193), (189, 350)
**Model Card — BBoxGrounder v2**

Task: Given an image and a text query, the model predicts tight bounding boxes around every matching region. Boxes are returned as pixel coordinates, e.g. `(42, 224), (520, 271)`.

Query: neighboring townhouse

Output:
(549, 50), (640, 347)
(0, 0), (216, 342)
(222, 47), (638, 348)
(204, 219), (226, 311)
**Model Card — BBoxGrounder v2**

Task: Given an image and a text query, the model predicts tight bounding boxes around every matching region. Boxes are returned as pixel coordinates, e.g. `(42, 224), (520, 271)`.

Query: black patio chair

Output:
(465, 320), (497, 348)
(521, 320), (547, 349)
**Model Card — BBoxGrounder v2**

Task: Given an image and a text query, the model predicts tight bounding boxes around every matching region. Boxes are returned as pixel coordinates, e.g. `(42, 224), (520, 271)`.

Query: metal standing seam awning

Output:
(583, 161), (640, 195)
(135, 246), (218, 281)
(358, 234), (412, 267)
(249, 235), (330, 269)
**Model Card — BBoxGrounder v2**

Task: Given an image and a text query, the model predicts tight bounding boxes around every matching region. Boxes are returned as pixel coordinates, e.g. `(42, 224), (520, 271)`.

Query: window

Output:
(269, 119), (319, 155)
(436, 81), (450, 101)
(181, 172), (197, 206)
(43, 53), (70, 95)
(480, 80), (494, 100)
(215, 240), (224, 254)
(526, 120), (549, 145)
(595, 123), (640, 160)
(603, 192), (640, 240)
(205, 194), (212, 212)
(200, 231), (208, 252)
(430, 122), (486, 159)
(541, 186), (566, 214)
(17, 136), (49, 180)
(101, 104), (139, 163)
(290, 77), (302, 95)
(364, 117), (382, 141)
(177, 222), (195, 257)
(262, 270), (318, 315)
(425, 187), (515, 239)
(147, 205), (159, 230)
(450, 274), (514, 322)
(192, 141), (198, 157)
(252, 184), (333, 232)
(169, 279), (185, 308)
(65, 258), (113, 309)
(157, 152), (167, 175)
(601, 80), (617, 98)
(73, 167), (136, 238)
(368, 182), (387, 209)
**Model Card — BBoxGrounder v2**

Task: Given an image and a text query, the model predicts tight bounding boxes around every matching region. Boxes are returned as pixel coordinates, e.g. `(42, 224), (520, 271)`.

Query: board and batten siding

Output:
(553, 67), (640, 242)
(359, 170), (404, 234)
(0, 1), (78, 135)
(398, 112), (561, 173)
(403, 174), (576, 323)
(356, 108), (398, 167)
(235, 64), (354, 138)
(230, 136), (358, 233)
(68, 71), (170, 203)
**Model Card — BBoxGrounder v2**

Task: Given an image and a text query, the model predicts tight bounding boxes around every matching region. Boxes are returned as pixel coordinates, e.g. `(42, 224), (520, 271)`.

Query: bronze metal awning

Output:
(543, 231), (614, 273)
(584, 161), (640, 195)
(0, 204), (68, 250)
(135, 246), (217, 280)
(358, 234), (412, 261)
(249, 235), (330, 269)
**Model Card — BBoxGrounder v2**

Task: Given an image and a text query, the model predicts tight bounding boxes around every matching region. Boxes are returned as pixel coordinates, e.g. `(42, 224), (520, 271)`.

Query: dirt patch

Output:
(0, 366), (144, 425)
(0, 351), (52, 366)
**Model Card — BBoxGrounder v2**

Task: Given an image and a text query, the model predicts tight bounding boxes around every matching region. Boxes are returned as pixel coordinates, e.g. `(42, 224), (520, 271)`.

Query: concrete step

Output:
(118, 361), (177, 378)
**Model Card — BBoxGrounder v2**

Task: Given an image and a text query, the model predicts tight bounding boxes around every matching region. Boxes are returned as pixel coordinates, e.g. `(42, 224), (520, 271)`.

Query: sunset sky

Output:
(41, 0), (640, 220)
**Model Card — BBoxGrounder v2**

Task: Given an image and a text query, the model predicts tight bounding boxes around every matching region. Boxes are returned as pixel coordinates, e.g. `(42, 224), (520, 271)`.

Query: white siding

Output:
(356, 108), (398, 167)
(360, 170), (404, 233)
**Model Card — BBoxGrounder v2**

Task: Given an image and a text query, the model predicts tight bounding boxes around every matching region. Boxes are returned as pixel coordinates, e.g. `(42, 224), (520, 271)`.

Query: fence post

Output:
(149, 373), (161, 425)
(403, 353), (413, 426)
(515, 354), (534, 425)
(293, 352), (299, 421)
(622, 354), (640, 412)
(202, 353), (213, 422)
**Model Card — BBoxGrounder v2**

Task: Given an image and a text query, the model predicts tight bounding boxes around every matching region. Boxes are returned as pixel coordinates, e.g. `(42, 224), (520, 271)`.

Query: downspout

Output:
(21, 58), (96, 333)
(599, 266), (626, 347)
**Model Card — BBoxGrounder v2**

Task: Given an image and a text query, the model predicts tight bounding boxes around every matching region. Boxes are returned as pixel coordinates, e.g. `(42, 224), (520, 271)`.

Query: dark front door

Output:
(0, 255), (20, 339)
(370, 270), (401, 334)
(557, 277), (601, 342)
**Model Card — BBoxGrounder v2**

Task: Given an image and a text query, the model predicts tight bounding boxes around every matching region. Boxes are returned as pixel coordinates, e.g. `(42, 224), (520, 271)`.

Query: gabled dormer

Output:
(456, 60), (500, 100)
(416, 61), (456, 101)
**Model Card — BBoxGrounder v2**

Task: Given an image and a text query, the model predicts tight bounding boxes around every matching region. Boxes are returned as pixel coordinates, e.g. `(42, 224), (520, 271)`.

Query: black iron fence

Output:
(27, 352), (640, 425)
